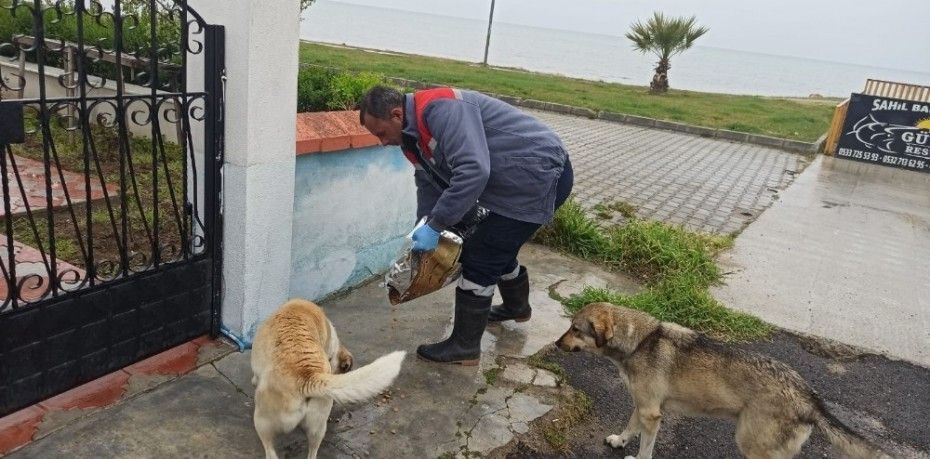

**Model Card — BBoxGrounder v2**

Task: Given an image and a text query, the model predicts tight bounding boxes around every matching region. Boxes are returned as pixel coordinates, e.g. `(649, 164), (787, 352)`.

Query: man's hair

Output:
(359, 85), (404, 124)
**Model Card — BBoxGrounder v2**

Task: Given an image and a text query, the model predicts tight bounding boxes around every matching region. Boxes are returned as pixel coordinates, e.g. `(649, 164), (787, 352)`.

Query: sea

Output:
(299, 1), (930, 98)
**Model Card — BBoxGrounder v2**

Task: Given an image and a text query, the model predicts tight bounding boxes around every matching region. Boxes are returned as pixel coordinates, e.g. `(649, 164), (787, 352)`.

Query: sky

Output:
(328, 0), (930, 73)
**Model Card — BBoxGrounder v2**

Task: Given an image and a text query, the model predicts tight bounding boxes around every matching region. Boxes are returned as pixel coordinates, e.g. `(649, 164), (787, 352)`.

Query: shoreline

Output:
(302, 40), (846, 103)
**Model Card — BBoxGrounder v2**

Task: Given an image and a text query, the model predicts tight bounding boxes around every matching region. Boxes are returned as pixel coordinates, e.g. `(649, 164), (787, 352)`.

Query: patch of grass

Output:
(483, 367), (503, 386)
(542, 428), (566, 449)
(53, 235), (79, 262)
(592, 200), (639, 221)
(536, 199), (732, 284)
(543, 391), (592, 450)
(564, 283), (771, 342)
(91, 208), (112, 226)
(536, 198), (772, 341)
(534, 200), (606, 260)
(607, 201), (638, 219)
(527, 352), (567, 386)
(10, 217), (81, 265)
(299, 42), (836, 141)
(604, 218), (732, 283)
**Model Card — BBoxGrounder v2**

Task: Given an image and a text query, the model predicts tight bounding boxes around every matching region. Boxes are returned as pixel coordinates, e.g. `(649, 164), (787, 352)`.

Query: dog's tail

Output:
(301, 351), (406, 404)
(812, 399), (889, 459)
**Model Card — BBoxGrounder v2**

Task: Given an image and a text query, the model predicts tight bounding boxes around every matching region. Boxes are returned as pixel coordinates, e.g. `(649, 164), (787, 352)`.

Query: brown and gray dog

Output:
(556, 302), (889, 459)
(251, 299), (406, 459)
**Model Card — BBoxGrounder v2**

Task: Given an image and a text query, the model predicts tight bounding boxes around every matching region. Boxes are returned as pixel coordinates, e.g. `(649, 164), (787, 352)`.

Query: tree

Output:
(626, 12), (708, 94)
(301, 0), (315, 11)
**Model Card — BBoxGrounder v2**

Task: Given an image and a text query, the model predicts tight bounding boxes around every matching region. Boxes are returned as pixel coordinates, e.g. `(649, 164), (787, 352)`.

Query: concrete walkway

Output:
(713, 155), (930, 367)
(535, 110), (807, 234)
(8, 244), (641, 458)
(9, 241), (929, 458)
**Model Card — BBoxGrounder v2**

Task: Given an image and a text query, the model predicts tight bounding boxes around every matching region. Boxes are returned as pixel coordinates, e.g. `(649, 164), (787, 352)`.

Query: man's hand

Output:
(412, 223), (440, 252)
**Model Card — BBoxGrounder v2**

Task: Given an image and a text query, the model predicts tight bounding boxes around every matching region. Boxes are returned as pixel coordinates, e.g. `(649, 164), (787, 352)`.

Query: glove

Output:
(411, 223), (441, 252)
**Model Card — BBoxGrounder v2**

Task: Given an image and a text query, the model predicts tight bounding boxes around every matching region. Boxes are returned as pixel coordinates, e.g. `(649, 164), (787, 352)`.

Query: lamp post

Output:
(482, 0), (496, 66)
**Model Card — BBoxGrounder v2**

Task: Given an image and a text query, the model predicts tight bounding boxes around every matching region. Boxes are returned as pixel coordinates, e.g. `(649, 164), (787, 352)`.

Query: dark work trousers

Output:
(459, 158), (574, 290)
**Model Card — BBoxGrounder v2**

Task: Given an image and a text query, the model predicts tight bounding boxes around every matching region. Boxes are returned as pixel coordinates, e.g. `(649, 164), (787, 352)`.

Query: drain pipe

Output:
(220, 325), (251, 351)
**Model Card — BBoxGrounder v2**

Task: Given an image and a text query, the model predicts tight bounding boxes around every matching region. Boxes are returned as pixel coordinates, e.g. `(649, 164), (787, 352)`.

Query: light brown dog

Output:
(556, 302), (888, 459)
(251, 299), (405, 459)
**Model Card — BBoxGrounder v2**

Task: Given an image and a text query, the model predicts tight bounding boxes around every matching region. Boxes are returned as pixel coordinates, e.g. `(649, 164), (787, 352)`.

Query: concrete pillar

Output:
(189, 0), (300, 344)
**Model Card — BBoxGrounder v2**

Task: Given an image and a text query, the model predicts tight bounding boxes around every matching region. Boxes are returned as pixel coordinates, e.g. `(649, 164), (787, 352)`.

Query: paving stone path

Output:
(533, 110), (808, 234)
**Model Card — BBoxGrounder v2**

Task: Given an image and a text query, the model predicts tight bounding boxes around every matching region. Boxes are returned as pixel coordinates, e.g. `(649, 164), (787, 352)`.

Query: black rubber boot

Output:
(488, 266), (531, 323)
(416, 288), (491, 366)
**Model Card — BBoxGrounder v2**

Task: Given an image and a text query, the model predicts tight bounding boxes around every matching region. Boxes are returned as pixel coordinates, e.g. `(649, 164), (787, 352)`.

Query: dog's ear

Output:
(589, 313), (614, 348)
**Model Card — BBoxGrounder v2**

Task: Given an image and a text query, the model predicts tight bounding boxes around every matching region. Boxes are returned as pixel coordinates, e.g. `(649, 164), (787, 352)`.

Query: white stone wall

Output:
(189, 0), (300, 344)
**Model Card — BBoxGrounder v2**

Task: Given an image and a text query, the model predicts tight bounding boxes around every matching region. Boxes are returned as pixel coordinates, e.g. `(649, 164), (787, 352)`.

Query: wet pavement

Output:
(713, 155), (930, 367)
(500, 332), (930, 459)
(8, 244), (641, 458)
(8, 241), (929, 458)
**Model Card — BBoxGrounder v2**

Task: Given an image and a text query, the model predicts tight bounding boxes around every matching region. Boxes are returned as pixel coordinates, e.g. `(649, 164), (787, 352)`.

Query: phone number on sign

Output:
(837, 148), (928, 170)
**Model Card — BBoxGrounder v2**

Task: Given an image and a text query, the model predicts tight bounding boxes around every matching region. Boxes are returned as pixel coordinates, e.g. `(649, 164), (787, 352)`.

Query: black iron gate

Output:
(0, 0), (223, 416)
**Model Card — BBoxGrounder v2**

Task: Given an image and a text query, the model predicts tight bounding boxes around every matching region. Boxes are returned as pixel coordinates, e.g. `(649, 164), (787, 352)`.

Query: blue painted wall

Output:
(289, 145), (417, 301)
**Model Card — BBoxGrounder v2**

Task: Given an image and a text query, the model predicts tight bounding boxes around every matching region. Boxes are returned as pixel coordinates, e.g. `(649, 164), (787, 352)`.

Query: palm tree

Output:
(626, 12), (708, 94)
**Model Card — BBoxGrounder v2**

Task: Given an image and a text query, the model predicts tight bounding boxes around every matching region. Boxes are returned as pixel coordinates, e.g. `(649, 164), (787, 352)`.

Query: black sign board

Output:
(836, 93), (930, 173)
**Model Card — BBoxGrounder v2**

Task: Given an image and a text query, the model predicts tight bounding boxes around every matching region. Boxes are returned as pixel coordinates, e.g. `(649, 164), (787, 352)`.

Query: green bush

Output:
(296, 65), (388, 112)
(2, 3), (387, 113)
(296, 66), (338, 112)
(326, 70), (383, 110)
(1, 1), (179, 49)
(0, 1), (182, 85)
